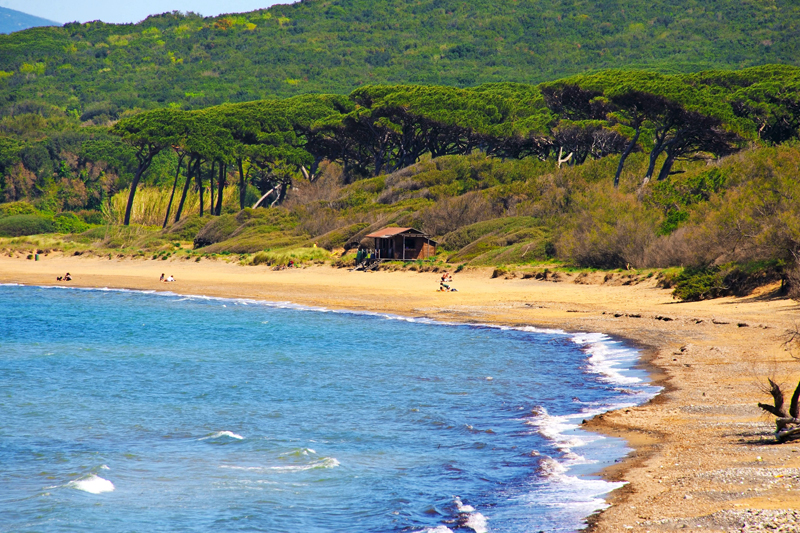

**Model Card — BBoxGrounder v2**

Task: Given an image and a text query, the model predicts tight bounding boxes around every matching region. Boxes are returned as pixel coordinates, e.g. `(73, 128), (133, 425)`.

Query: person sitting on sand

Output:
(64, 273), (72, 281)
(440, 271), (453, 291)
(159, 273), (165, 282)
(288, 260), (294, 268)
(166, 275), (175, 282)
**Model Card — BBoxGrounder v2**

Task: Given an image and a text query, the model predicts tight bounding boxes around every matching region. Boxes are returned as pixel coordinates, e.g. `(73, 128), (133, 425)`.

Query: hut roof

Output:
(365, 227), (418, 238)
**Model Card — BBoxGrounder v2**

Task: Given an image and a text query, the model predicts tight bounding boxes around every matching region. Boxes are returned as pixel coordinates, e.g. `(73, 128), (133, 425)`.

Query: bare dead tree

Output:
(759, 378), (800, 442)
(782, 322), (800, 360)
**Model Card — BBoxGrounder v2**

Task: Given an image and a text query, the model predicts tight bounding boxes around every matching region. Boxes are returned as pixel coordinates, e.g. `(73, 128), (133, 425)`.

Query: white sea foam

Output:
(519, 325), (569, 335)
(454, 496), (475, 513)
(571, 332), (642, 386)
(221, 457), (340, 473)
(413, 527), (454, 533)
(451, 497), (487, 533)
(524, 406), (595, 458)
(463, 512), (488, 533)
(200, 430), (244, 440)
(68, 474), (114, 494)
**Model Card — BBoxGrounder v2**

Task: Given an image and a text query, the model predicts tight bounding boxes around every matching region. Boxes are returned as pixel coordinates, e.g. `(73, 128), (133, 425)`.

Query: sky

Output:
(0, 0), (289, 24)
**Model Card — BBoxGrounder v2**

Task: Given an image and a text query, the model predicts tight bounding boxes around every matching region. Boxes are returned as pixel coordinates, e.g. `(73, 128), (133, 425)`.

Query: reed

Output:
(249, 247), (332, 266)
(103, 186), (240, 226)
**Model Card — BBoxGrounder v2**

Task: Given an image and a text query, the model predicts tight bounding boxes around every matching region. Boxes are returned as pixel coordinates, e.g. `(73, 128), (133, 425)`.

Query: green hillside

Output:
(1, 0), (800, 113)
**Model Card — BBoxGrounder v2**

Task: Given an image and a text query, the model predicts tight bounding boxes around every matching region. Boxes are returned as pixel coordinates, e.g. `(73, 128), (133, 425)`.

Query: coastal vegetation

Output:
(2, 0), (800, 301)
(2, 66), (800, 300)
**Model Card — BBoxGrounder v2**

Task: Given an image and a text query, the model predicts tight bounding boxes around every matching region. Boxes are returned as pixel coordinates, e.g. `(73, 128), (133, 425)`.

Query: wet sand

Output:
(2, 254), (800, 532)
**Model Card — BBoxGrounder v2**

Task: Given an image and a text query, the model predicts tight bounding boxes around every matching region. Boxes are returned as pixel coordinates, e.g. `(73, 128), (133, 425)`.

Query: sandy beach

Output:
(2, 253), (800, 532)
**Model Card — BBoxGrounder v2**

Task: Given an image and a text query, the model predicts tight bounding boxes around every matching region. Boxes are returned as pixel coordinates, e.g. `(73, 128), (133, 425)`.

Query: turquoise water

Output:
(0, 285), (657, 532)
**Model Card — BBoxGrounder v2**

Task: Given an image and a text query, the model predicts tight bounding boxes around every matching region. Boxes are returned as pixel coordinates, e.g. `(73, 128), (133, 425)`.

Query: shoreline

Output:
(3, 254), (800, 531)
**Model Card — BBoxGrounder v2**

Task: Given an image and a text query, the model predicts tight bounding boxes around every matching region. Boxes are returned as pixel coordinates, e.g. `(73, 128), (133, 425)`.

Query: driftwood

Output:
(759, 378), (800, 443)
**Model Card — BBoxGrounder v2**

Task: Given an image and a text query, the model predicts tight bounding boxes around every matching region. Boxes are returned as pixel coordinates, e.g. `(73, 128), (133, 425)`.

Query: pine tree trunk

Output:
(175, 157), (197, 223)
(613, 128), (640, 189)
(208, 160), (215, 216)
(163, 154), (184, 229)
(657, 151), (678, 181)
(123, 160), (150, 226)
(197, 166), (204, 217)
(216, 161), (225, 215)
(237, 158), (247, 210)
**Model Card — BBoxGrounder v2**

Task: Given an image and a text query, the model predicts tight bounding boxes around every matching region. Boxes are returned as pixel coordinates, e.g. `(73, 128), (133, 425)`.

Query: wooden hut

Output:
(365, 227), (436, 260)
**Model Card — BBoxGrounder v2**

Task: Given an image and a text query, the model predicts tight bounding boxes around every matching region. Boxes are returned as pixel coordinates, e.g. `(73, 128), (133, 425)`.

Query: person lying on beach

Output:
(166, 275), (175, 282)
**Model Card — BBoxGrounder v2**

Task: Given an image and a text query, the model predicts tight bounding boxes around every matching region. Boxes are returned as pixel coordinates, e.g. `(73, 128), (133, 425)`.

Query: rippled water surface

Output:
(0, 285), (657, 532)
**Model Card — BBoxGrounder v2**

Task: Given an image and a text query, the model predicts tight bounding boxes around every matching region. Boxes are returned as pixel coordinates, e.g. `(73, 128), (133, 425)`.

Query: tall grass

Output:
(249, 247), (332, 266)
(103, 186), (240, 226)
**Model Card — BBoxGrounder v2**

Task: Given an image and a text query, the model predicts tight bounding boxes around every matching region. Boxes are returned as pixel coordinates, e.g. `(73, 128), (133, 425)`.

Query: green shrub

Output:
(649, 168), (729, 235)
(0, 201), (38, 219)
(53, 212), (89, 234)
(672, 266), (726, 301)
(0, 214), (55, 236)
(671, 262), (784, 301)
(76, 210), (105, 225)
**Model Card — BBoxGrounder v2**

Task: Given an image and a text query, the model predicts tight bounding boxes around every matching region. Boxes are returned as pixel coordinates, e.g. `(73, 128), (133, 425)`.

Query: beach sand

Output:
(2, 253), (800, 532)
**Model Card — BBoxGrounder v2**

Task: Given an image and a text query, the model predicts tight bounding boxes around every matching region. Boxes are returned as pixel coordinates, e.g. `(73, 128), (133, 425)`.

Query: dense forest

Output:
(1, 0), (800, 111)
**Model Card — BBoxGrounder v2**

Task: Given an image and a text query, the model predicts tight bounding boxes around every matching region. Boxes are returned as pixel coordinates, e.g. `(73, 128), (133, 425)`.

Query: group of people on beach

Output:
(159, 273), (176, 282)
(56, 273), (71, 281)
(439, 271), (457, 292)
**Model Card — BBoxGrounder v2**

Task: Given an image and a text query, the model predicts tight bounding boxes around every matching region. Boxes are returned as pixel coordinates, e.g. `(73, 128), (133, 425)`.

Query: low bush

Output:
(53, 212), (88, 234)
(557, 189), (660, 269)
(0, 214), (55, 236)
(420, 191), (498, 237)
(0, 201), (38, 219)
(672, 266), (726, 301)
(75, 210), (105, 225)
(672, 261), (786, 301)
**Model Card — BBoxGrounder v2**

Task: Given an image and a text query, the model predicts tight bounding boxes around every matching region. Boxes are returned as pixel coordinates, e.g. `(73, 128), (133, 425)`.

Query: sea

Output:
(0, 284), (659, 533)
